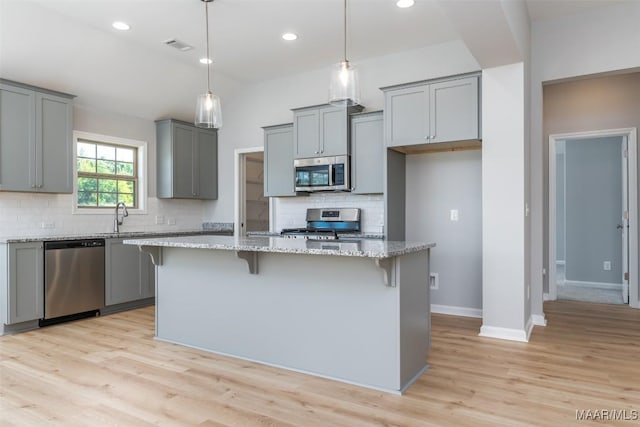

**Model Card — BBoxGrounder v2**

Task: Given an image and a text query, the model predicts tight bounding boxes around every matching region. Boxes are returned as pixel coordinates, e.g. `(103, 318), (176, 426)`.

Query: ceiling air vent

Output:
(163, 39), (193, 52)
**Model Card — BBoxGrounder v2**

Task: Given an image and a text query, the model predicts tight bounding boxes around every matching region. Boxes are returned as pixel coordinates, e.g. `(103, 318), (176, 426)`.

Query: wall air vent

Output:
(163, 39), (193, 51)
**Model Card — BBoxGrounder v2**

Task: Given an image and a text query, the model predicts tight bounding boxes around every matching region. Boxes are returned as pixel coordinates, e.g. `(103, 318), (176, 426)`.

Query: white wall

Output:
(530, 2), (640, 314)
(203, 41), (480, 224)
(481, 62), (528, 340)
(0, 106), (205, 238)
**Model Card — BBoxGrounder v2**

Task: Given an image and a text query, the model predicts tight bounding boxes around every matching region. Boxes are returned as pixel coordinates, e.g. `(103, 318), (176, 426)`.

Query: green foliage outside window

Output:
(77, 141), (137, 208)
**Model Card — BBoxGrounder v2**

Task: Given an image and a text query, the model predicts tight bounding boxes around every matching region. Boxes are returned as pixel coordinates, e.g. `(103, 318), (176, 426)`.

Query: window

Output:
(73, 131), (147, 213)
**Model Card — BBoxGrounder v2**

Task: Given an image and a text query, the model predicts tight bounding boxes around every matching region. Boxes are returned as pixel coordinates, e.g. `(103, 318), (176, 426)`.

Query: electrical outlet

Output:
(155, 215), (165, 225)
(40, 222), (55, 229)
(450, 209), (459, 221)
(603, 261), (611, 271)
(167, 217), (176, 225)
(429, 272), (439, 290)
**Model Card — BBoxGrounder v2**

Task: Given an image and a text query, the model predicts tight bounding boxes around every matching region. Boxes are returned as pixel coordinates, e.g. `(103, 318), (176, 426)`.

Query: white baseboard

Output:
(479, 325), (529, 342)
(543, 292), (553, 301)
(525, 317), (534, 341)
(431, 304), (482, 318)
(531, 314), (547, 326)
(562, 280), (622, 291)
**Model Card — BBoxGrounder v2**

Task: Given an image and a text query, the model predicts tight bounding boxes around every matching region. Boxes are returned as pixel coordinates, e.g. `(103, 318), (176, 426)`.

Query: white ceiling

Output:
(0, 0), (627, 122)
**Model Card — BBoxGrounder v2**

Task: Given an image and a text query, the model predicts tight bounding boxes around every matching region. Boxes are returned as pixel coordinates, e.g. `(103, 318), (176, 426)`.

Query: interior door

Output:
(621, 137), (629, 303)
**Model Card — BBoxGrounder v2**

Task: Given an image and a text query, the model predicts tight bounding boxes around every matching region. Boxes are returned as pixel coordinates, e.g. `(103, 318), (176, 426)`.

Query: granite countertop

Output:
(246, 231), (385, 239)
(123, 235), (435, 259)
(0, 229), (232, 244)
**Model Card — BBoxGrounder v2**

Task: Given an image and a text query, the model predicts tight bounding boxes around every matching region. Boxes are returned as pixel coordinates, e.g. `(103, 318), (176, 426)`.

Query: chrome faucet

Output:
(114, 202), (129, 233)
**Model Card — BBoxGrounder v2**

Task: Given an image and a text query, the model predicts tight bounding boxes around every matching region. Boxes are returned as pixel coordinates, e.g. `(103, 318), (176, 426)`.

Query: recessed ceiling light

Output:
(199, 57), (213, 64)
(112, 21), (131, 31)
(396, 0), (415, 8)
(282, 33), (298, 41)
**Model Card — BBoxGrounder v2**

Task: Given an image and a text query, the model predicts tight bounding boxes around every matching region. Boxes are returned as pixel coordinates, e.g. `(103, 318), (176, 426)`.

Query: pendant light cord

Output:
(343, 0), (348, 63)
(205, 1), (211, 92)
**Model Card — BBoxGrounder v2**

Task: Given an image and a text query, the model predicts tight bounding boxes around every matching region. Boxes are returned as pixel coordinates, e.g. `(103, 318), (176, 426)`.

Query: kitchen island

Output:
(123, 235), (435, 394)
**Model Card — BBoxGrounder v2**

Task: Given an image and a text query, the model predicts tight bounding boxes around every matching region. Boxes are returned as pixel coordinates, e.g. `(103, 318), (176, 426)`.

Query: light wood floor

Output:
(1, 300), (639, 426)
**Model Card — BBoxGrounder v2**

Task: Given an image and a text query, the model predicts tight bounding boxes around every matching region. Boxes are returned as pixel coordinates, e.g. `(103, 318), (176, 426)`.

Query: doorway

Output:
(549, 128), (638, 306)
(234, 147), (270, 236)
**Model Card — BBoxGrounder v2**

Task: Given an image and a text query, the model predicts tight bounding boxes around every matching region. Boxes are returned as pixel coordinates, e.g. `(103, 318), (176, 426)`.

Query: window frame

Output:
(72, 131), (148, 215)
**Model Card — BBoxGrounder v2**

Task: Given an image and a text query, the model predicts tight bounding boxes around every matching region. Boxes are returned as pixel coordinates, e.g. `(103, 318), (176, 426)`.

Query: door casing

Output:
(548, 128), (638, 308)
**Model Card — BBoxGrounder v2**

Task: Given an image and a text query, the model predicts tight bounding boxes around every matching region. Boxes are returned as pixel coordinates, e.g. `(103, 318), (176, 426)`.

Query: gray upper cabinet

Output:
(196, 128), (218, 200)
(383, 74), (480, 148)
(429, 77), (480, 144)
(293, 104), (363, 159)
(351, 111), (383, 194)
(1, 242), (44, 325)
(293, 109), (320, 159)
(384, 85), (429, 148)
(156, 119), (218, 200)
(105, 238), (154, 306)
(0, 80), (74, 193)
(264, 123), (296, 197)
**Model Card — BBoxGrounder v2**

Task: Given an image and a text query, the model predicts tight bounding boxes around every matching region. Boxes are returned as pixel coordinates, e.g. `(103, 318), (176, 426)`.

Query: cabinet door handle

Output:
(430, 135), (436, 139)
(424, 136), (430, 140)
(314, 151), (319, 154)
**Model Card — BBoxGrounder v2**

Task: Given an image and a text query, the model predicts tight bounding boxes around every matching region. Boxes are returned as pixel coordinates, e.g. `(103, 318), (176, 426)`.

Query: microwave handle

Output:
(329, 164), (335, 186)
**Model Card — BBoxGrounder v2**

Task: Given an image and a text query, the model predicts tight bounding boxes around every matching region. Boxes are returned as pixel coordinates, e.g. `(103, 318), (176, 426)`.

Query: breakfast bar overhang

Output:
(124, 235), (435, 394)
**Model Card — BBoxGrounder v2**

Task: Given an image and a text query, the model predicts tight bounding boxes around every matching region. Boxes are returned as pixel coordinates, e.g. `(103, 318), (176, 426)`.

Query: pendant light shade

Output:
(195, 91), (222, 128)
(329, 0), (360, 106)
(195, 0), (222, 129)
(329, 60), (359, 107)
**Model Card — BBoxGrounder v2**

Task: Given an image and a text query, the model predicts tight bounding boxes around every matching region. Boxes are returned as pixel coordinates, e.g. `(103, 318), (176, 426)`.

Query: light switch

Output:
(603, 261), (611, 271)
(450, 209), (459, 221)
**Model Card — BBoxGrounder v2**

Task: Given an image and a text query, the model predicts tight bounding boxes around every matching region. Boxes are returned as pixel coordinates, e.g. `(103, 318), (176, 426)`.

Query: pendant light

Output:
(329, 0), (360, 106)
(195, 0), (222, 129)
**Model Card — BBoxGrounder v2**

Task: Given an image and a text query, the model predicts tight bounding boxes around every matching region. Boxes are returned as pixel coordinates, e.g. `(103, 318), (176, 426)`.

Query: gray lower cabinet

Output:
(383, 74), (480, 148)
(105, 238), (154, 306)
(156, 119), (218, 200)
(0, 79), (74, 193)
(1, 242), (44, 325)
(292, 104), (363, 159)
(351, 111), (383, 194)
(264, 123), (295, 197)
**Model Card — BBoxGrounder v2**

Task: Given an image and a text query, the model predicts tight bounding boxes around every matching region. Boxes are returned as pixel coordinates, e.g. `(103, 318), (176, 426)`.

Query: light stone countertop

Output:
(0, 229), (231, 244)
(123, 235), (435, 259)
(246, 231), (385, 239)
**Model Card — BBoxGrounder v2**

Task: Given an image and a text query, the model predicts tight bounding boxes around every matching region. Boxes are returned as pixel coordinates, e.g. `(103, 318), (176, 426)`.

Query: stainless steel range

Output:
(281, 208), (360, 240)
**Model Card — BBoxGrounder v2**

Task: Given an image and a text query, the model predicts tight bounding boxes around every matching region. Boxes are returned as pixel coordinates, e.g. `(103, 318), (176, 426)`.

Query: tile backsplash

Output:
(272, 193), (384, 234)
(0, 192), (205, 238)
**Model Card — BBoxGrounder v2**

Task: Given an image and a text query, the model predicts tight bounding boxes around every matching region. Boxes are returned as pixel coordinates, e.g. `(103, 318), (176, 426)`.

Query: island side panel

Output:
(155, 247), (403, 392)
(398, 249), (431, 389)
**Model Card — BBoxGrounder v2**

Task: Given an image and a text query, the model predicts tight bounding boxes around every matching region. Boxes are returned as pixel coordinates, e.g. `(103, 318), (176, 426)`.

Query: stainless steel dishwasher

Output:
(42, 239), (105, 325)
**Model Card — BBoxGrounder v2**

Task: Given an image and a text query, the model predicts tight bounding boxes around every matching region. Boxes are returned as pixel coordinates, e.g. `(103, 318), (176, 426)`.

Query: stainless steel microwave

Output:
(294, 155), (350, 192)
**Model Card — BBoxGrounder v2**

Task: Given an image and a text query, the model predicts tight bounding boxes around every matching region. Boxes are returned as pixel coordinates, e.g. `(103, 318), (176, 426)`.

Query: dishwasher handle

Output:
(44, 239), (105, 250)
